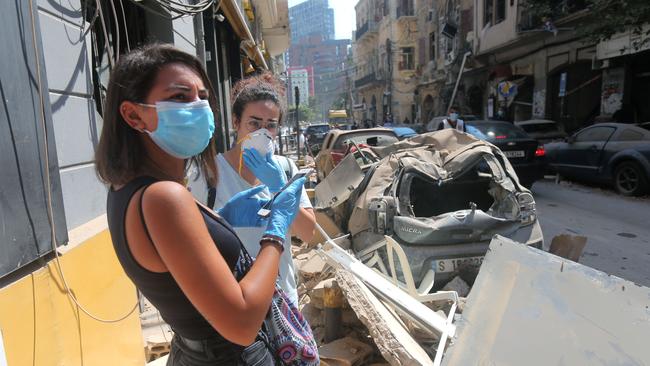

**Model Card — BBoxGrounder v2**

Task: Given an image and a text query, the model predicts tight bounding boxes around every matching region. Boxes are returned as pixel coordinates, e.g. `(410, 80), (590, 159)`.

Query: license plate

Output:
(435, 256), (484, 273)
(504, 150), (525, 158)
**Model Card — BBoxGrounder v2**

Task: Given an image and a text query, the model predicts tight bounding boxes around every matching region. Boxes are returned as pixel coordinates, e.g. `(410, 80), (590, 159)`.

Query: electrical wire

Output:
(118, 0), (131, 51)
(96, 0), (115, 69)
(27, 0), (138, 324)
(109, 0), (121, 62)
(80, 2), (100, 39)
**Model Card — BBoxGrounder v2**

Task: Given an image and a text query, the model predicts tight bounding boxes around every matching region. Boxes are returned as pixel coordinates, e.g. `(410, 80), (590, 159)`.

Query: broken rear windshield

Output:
(468, 122), (529, 141)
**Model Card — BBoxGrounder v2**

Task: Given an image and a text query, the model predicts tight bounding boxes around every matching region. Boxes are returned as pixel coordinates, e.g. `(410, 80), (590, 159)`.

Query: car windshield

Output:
(468, 122), (530, 141)
(307, 125), (329, 134)
(519, 122), (560, 134)
(333, 131), (399, 150)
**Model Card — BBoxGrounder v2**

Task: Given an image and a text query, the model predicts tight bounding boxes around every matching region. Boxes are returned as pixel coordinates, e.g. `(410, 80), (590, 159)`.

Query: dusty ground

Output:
(532, 178), (650, 287)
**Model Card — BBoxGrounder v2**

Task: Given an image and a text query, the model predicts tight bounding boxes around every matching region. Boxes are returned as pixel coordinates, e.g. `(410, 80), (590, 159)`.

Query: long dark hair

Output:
(95, 43), (218, 187)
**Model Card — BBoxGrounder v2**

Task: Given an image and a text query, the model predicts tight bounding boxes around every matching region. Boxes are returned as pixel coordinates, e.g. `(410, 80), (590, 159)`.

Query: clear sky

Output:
(288, 0), (357, 40)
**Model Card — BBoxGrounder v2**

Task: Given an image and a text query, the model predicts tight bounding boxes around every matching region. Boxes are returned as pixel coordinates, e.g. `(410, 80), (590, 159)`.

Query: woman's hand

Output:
(264, 177), (306, 239)
(217, 185), (269, 227)
(242, 148), (286, 193)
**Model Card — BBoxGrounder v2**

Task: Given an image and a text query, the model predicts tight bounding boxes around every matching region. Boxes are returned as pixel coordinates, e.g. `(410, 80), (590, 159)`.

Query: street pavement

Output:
(531, 178), (650, 287)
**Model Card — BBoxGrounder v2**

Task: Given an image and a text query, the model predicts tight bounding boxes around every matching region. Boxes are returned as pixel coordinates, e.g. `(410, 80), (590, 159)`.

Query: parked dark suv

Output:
(305, 123), (331, 149)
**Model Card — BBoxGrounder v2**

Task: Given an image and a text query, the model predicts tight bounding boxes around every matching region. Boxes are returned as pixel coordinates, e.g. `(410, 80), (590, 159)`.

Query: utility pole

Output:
(295, 86), (301, 162)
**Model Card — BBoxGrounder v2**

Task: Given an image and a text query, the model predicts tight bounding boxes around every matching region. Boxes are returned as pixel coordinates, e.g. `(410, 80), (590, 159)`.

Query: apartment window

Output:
(429, 32), (436, 61)
(384, 0), (389, 16)
(399, 47), (414, 70)
(484, 0), (506, 26)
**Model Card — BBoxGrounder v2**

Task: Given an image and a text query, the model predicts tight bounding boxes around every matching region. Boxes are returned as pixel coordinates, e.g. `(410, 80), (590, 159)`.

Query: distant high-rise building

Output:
(289, 0), (335, 42)
(288, 0), (350, 120)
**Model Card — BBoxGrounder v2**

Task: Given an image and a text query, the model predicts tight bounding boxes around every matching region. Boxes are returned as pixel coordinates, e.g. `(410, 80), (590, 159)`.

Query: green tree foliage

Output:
(522, 0), (650, 47)
(288, 104), (315, 123)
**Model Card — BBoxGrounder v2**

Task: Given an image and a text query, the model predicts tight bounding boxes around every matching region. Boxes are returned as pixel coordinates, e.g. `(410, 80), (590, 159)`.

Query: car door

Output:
(559, 126), (615, 179)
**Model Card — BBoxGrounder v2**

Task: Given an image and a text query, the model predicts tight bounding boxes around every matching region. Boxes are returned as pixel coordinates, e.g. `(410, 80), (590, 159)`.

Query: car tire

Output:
(614, 161), (648, 196)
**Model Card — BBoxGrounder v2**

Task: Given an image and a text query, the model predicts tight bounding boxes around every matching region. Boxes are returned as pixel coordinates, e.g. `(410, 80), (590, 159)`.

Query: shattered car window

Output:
(334, 132), (399, 150)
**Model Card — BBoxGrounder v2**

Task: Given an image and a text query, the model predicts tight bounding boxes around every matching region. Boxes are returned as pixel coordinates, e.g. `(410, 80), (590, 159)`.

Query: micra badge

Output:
(400, 226), (422, 235)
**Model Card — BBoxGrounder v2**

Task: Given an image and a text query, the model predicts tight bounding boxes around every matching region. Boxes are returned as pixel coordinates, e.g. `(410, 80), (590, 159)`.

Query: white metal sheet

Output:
(442, 235), (650, 366)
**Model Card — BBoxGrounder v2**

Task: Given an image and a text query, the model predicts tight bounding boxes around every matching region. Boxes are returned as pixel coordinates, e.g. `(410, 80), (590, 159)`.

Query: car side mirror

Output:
(566, 135), (576, 143)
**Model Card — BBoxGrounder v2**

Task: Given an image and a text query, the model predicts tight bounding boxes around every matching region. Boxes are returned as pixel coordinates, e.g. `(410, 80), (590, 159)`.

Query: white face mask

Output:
(240, 128), (275, 157)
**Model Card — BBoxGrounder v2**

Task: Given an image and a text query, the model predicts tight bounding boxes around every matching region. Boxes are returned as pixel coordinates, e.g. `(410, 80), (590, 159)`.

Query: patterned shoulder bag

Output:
(235, 246), (320, 365)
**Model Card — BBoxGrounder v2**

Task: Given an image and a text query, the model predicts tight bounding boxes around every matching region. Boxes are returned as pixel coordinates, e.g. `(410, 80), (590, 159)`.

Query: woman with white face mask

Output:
(96, 45), (308, 365)
(214, 73), (316, 305)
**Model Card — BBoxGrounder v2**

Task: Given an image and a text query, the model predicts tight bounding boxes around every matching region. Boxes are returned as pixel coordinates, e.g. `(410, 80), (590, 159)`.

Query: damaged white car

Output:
(314, 129), (544, 288)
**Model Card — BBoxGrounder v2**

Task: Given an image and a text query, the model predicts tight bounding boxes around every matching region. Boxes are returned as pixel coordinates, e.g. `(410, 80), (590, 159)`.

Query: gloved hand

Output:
(217, 185), (269, 228)
(264, 177), (306, 239)
(242, 148), (287, 193)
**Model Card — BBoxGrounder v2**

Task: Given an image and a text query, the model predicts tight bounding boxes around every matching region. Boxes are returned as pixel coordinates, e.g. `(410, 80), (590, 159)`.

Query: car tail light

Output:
(535, 146), (546, 157)
(517, 192), (537, 226)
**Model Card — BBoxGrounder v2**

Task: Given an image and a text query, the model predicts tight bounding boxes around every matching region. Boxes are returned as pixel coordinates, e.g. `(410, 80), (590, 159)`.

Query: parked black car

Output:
(304, 123), (331, 148)
(466, 120), (547, 188)
(544, 123), (650, 196)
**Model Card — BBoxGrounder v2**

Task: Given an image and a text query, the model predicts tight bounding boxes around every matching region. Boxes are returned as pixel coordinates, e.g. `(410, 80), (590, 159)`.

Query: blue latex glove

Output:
(217, 185), (269, 228)
(242, 148), (287, 193)
(264, 177), (306, 239)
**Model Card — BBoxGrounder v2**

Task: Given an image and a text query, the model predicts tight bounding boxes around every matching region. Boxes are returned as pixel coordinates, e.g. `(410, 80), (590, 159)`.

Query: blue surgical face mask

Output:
(449, 112), (459, 121)
(140, 100), (215, 159)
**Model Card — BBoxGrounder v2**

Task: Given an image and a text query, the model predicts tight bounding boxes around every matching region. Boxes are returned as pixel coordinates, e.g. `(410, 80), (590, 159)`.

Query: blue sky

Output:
(287, 0), (357, 40)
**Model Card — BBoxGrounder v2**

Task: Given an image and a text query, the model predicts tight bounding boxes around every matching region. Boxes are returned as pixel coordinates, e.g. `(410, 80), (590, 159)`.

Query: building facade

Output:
(288, 66), (315, 106)
(352, 0), (650, 132)
(353, 0), (420, 126)
(289, 0), (335, 42)
(288, 2), (351, 121)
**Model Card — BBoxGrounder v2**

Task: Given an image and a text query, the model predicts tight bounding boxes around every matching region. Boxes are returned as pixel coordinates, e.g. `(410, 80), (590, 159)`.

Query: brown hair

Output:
(95, 43), (218, 187)
(231, 71), (286, 128)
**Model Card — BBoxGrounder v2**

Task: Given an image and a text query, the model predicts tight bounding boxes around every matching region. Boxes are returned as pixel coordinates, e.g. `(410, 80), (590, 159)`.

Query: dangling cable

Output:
(27, 0), (138, 323)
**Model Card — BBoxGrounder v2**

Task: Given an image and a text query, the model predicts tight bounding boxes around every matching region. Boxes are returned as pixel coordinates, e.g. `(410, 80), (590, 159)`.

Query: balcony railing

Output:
(518, 0), (588, 32)
(355, 72), (378, 88)
(356, 22), (369, 40)
(356, 20), (378, 41)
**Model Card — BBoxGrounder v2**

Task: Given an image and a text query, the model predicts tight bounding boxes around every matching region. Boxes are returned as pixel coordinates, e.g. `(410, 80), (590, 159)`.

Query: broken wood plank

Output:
(335, 269), (435, 366)
(549, 234), (587, 262)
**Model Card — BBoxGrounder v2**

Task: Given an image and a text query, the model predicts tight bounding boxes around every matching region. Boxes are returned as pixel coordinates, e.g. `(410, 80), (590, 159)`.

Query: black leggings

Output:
(166, 333), (276, 366)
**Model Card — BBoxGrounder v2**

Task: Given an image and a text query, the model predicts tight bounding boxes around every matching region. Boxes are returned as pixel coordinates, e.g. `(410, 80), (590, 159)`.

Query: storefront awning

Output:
(220, 0), (269, 70)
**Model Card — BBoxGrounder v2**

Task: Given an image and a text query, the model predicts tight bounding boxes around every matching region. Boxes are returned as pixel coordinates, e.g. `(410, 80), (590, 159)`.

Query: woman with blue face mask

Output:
(96, 44), (304, 365)
(213, 73), (316, 305)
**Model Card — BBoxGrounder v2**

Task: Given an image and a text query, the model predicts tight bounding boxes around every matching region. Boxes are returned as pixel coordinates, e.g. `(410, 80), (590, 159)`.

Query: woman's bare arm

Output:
(140, 181), (281, 345)
(290, 207), (316, 242)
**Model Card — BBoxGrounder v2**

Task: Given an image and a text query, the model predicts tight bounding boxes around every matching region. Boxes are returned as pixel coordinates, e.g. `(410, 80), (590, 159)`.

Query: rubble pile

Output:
(292, 240), (468, 365)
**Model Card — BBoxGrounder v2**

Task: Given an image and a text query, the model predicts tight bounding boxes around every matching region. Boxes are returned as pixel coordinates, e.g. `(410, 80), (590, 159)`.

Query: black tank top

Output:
(107, 176), (243, 340)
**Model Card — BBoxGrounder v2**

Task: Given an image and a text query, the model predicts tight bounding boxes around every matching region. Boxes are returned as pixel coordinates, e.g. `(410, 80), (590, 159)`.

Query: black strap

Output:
(207, 186), (216, 209)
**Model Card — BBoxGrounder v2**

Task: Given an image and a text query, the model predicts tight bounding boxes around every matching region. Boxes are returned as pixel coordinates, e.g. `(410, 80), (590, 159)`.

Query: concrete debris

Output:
(319, 336), (374, 366)
(299, 251), (329, 279)
(335, 269), (435, 366)
(441, 276), (470, 298)
(548, 234), (587, 262)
